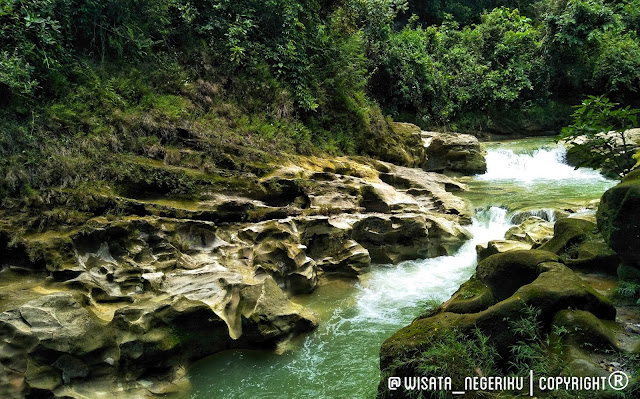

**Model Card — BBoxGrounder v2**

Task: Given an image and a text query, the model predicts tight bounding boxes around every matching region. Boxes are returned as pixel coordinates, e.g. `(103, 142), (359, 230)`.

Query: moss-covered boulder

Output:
(564, 240), (619, 274)
(436, 277), (496, 315)
(597, 169), (640, 268)
(421, 131), (487, 175)
(476, 250), (559, 301)
(359, 121), (428, 169)
(551, 310), (618, 351)
(476, 239), (533, 262)
(380, 257), (615, 369)
(539, 217), (597, 254)
(379, 246), (618, 399)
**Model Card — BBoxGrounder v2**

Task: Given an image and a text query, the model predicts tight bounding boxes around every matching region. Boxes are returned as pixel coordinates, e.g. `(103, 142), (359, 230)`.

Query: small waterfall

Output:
(355, 206), (514, 325)
(479, 146), (607, 182)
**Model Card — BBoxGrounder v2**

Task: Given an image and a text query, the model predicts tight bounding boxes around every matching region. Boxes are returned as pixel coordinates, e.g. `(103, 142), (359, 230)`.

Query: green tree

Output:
(371, 7), (544, 126)
(542, 0), (640, 101)
(558, 95), (639, 177)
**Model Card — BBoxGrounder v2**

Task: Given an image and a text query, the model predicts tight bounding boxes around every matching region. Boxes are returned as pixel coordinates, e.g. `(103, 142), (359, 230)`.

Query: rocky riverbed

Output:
(0, 125), (486, 397)
(378, 168), (640, 399)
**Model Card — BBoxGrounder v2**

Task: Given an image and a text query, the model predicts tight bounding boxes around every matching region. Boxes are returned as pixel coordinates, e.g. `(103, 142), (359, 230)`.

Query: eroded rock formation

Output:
(0, 155), (473, 397)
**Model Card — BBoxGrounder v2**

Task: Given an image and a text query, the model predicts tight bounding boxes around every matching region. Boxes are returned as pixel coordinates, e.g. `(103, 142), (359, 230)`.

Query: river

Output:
(186, 137), (616, 399)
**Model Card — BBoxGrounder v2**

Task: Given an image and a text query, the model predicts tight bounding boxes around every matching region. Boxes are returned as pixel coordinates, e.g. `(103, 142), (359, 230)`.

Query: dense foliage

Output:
(373, 0), (640, 130)
(558, 95), (639, 177)
(2, 0), (640, 202)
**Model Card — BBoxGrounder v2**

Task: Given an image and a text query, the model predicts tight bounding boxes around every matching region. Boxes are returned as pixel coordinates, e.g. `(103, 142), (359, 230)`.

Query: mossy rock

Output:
(597, 169), (640, 268)
(561, 358), (610, 380)
(513, 264), (616, 322)
(381, 261), (616, 374)
(476, 250), (560, 301)
(380, 312), (470, 371)
(437, 278), (496, 314)
(552, 310), (618, 351)
(475, 240), (533, 262)
(618, 263), (640, 282)
(539, 217), (597, 255)
(359, 121), (427, 169)
(564, 241), (619, 274)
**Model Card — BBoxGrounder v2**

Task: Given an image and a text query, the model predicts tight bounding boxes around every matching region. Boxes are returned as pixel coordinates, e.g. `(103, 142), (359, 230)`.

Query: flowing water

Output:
(186, 138), (617, 399)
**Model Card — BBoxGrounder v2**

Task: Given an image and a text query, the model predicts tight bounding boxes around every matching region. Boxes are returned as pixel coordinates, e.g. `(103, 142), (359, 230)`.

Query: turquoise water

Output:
(459, 138), (616, 211)
(186, 138), (617, 399)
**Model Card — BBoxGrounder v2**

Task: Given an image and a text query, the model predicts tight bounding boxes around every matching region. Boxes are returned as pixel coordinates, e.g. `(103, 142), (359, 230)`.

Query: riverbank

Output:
(379, 142), (640, 399)
(0, 123), (483, 398)
(187, 138), (628, 399)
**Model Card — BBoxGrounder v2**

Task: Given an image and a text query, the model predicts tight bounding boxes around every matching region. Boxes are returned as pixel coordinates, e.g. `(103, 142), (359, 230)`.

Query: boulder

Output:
(421, 131), (487, 175)
(476, 240), (533, 262)
(564, 241), (619, 274)
(359, 121), (427, 168)
(0, 293), (116, 398)
(436, 277), (496, 315)
(539, 217), (597, 254)
(551, 310), (618, 351)
(301, 217), (371, 275)
(379, 248), (617, 399)
(352, 214), (470, 264)
(565, 128), (640, 177)
(475, 250), (560, 301)
(597, 169), (640, 268)
(504, 216), (554, 247)
(381, 255), (615, 369)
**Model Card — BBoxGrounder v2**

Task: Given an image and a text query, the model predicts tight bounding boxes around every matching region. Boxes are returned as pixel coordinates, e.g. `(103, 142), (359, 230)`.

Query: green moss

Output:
(476, 250), (559, 301)
(551, 310), (618, 351)
(539, 218), (597, 255)
(597, 170), (640, 267)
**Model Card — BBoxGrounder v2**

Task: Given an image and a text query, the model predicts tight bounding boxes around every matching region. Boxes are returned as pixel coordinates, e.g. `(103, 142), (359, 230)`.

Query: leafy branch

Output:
(557, 95), (639, 177)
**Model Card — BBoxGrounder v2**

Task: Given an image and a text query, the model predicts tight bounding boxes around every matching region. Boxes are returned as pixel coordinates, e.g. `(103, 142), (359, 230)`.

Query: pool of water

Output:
(186, 137), (617, 399)
(459, 138), (615, 211)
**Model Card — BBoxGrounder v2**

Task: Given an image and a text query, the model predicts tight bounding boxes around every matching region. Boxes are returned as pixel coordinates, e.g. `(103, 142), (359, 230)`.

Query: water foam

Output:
(479, 146), (607, 182)
(355, 207), (514, 325)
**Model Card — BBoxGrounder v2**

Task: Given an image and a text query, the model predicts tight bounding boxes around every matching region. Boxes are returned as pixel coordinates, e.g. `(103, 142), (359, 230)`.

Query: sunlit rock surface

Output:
(0, 155), (472, 397)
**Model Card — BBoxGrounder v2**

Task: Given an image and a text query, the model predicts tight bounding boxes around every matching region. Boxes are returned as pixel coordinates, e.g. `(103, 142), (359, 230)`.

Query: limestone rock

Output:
(358, 121), (428, 168)
(564, 128), (640, 176)
(436, 277), (495, 315)
(301, 217), (371, 275)
(539, 217), (620, 274)
(504, 216), (554, 247)
(565, 241), (619, 274)
(0, 293), (116, 398)
(476, 240), (533, 262)
(0, 153), (474, 397)
(509, 208), (565, 224)
(352, 214), (470, 264)
(475, 250), (560, 301)
(539, 217), (597, 254)
(421, 131), (487, 175)
(551, 310), (618, 351)
(379, 250), (617, 394)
